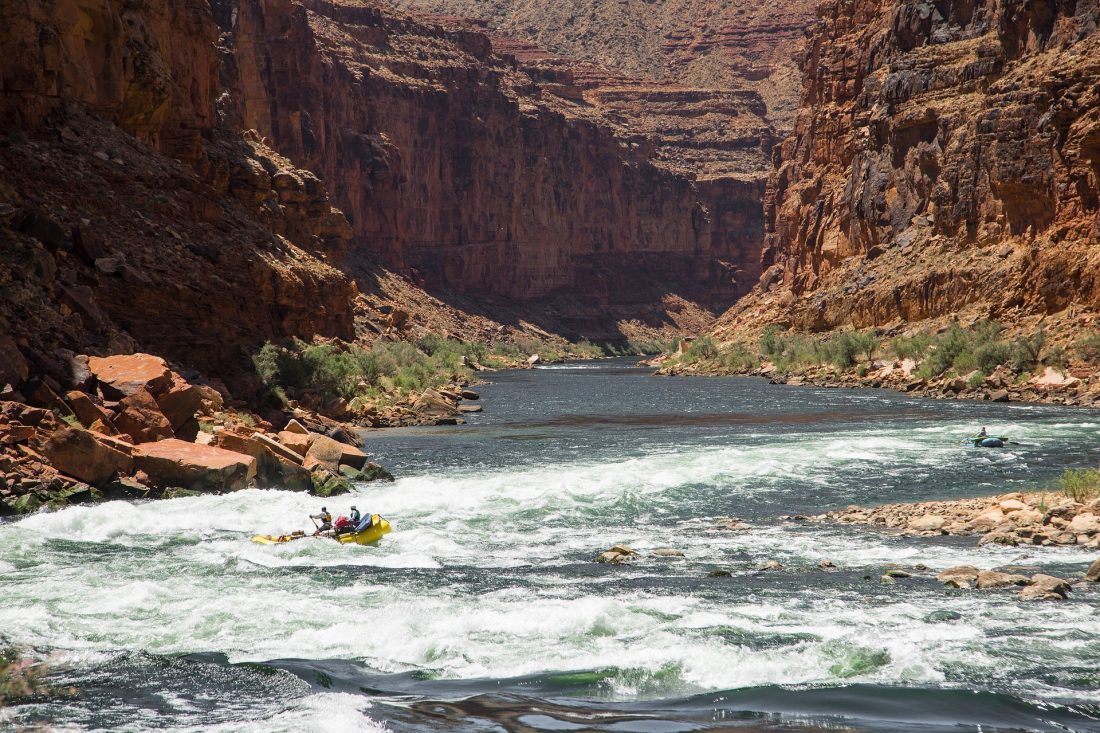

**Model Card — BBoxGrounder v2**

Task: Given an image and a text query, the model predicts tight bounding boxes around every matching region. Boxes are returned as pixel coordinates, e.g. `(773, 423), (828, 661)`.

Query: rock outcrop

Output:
(0, 0), (357, 392)
(215, 0), (767, 335)
(391, 0), (817, 131)
(820, 491), (1100, 549)
(722, 0), (1100, 337)
(0, 351), (392, 513)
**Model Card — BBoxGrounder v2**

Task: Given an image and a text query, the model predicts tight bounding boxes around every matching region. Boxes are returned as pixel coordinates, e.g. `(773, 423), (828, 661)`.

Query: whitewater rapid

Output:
(3, 369), (1100, 732)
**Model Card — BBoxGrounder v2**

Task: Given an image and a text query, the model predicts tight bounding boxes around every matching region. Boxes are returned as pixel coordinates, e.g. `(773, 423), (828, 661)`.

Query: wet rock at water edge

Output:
(1019, 574), (1072, 601)
(651, 548), (685, 558)
(596, 544), (637, 564)
(1084, 558), (1100, 582)
(936, 566), (980, 586)
(757, 560), (783, 571)
(707, 569), (732, 577)
(975, 570), (1031, 589)
(817, 559), (837, 571)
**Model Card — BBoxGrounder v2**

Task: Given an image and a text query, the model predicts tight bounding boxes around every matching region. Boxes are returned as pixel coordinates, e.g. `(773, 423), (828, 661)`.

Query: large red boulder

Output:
(65, 390), (118, 433)
(88, 354), (172, 399)
(304, 434), (367, 471)
(133, 439), (257, 492)
(40, 427), (134, 485)
(112, 389), (174, 443)
(153, 374), (205, 431)
(212, 430), (310, 491)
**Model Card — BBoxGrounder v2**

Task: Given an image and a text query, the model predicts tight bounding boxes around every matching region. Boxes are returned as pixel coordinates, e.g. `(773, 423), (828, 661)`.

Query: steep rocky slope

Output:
(215, 0), (763, 337)
(1, 0), (356, 394)
(719, 0), (1100, 339)
(388, 0), (816, 131)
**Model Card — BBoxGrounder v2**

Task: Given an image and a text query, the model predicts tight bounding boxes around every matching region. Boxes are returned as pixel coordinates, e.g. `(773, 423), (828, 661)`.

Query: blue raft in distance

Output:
(963, 435), (1007, 447)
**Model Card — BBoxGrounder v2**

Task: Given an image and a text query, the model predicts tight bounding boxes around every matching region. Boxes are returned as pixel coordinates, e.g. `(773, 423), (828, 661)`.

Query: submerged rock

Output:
(596, 544), (637, 564)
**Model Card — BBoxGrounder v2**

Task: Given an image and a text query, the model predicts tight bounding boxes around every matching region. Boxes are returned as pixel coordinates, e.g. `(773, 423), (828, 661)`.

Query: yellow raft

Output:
(336, 515), (392, 546)
(251, 515), (392, 546)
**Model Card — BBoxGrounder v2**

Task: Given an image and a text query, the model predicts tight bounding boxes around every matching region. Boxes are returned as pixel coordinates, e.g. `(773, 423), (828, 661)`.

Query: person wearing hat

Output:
(310, 506), (333, 535)
(349, 505), (361, 526)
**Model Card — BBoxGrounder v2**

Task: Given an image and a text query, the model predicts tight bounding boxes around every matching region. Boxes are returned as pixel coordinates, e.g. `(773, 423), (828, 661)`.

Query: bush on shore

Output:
(1056, 468), (1100, 503)
(664, 319), (1061, 382)
(253, 338), (475, 407)
(254, 334), (614, 409)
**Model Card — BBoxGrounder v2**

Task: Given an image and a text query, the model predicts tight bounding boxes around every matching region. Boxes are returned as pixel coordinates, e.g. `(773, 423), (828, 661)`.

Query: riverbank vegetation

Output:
(252, 335), (620, 414)
(1055, 468), (1100, 503)
(664, 320), (1079, 389)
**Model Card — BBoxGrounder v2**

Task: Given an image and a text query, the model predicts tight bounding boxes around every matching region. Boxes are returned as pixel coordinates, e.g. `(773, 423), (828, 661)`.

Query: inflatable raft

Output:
(964, 435), (1007, 448)
(251, 515), (392, 546)
(336, 515), (392, 545)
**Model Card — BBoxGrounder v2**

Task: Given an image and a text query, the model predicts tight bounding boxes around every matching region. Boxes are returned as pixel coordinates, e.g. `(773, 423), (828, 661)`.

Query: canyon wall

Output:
(0, 0), (356, 390)
(720, 0), (1100, 337)
(387, 0), (817, 131)
(214, 0), (763, 334)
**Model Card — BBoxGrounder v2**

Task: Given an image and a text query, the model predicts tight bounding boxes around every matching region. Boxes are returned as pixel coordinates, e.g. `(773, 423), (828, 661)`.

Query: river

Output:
(2, 360), (1100, 732)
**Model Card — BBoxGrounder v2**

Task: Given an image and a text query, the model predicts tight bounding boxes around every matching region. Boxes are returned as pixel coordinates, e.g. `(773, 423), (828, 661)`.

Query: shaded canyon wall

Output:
(214, 0), (767, 331)
(0, 0), (356, 389)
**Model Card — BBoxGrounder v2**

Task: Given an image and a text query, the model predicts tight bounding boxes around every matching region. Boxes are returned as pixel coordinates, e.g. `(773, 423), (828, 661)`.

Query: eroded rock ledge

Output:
(817, 491), (1100, 549)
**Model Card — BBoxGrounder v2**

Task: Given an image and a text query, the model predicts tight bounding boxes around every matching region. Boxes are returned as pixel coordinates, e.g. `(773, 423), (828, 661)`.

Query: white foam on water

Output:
(3, 408), (1100, 730)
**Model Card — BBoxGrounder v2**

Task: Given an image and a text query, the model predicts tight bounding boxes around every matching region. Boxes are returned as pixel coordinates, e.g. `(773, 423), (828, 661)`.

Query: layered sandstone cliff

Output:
(387, 0), (816, 131)
(0, 0), (356, 391)
(720, 0), (1100, 338)
(215, 0), (762, 335)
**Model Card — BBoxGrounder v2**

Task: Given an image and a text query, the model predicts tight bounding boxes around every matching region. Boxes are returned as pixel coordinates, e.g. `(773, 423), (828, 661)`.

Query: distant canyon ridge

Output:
(2, 0), (1099, 399)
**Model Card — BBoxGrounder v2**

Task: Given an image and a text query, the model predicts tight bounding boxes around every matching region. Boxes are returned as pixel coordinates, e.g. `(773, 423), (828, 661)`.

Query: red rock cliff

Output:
(387, 0), (817, 132)
(0, 0), (356, 389)
(215, 0), (760, 333)
(724, 0), (1100, 334)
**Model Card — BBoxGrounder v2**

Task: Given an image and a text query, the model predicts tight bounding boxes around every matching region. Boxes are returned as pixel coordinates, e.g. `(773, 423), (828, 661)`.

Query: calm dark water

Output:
(3, 360), (1100, 732)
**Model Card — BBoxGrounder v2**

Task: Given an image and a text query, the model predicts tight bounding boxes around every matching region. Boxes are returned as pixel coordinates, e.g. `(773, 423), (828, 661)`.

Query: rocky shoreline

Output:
(657, 357), (1100, 408)
(0, 352), (408, 516)
(813, 490), (1100, 549)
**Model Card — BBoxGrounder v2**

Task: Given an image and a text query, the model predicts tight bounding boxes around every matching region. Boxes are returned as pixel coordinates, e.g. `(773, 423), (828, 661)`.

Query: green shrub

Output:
(683, 336), (718, 362)
(889, 333), (931, 361)
(1076, 331), (1100, 362)
(1056, 468), (1100, 503)
(254, 336), (476, 405)
(717, 344), (759, 371)
(1043, 344), (1069, 370)
(759, 325), (787, 358)
(1009, 331), (1045, 372)
(624, 337), (680, 356)
(823, 331), (877, 368)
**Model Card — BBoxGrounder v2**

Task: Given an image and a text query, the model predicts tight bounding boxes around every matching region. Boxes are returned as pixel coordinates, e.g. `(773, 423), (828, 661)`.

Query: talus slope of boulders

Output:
(0, 353), (392, 515)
